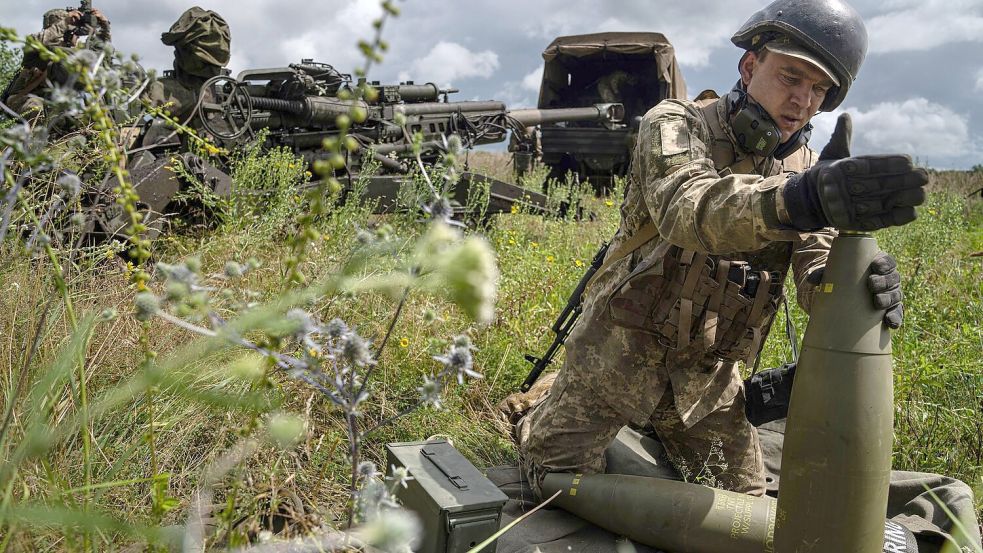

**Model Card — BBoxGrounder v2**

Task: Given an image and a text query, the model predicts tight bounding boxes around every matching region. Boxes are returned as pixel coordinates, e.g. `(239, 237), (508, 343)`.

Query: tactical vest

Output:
(605, 96), (812, 370)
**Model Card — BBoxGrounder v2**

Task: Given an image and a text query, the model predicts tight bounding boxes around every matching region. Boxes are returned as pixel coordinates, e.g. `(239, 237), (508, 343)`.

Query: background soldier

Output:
(510, 0), (927, 498)
(596, 69), (645, 118)
(1, 7), (112, 118)
(144, 6), (231, 125)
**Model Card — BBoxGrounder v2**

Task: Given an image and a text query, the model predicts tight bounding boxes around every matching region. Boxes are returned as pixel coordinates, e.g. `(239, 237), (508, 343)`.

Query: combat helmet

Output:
(43, 9), (70, 29)
(731, 0), (868, 111)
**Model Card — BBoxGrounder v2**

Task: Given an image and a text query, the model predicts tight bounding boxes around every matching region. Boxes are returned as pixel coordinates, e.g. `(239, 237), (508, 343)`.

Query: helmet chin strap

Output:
(726, 80), (811, 160)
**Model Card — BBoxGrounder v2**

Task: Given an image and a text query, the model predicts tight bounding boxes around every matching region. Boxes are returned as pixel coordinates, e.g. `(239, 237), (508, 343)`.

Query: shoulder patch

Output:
(659, 119), (690, 156)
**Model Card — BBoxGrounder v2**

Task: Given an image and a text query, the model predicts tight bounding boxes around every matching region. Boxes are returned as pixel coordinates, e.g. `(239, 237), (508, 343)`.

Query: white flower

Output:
(324, 318), (348, 338)
(133, 292), (160, 321)
(342, 331), (374, 368)
(438, 237), (498, 325)
(388, 466), (414, 489)
(266, 413), (305, 449)
(356, 509), (421, 553)
(433, 343), (481, 385)
(417, 374), (442, 409)
(357, 461), (381, 479)
(223, 261), (243, 278)
(56, 172), (81, 199)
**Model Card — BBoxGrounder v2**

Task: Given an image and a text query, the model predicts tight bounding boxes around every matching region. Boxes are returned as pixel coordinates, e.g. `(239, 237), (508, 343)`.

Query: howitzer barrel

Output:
(395, 101), (507, 116)
(542, 473), (917, 553)
(371, 83), (453, 103)
(508, 103), (624, 127)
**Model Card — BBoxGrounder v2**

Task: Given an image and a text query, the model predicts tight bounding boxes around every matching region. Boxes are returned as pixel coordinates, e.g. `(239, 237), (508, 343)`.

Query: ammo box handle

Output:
(421, 446), (469, 490)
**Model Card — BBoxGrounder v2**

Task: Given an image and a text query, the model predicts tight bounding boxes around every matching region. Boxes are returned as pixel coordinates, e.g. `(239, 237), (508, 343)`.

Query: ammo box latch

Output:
(422, 446), (469, 490)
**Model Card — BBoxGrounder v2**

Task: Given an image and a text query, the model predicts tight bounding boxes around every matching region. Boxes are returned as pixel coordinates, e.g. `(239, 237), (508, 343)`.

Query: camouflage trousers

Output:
(518, 366), (765, 498)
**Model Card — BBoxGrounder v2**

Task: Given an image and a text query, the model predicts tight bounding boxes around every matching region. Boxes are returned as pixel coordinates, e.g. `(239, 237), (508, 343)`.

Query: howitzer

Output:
(193, 61), (623, 215)
(197, 60), (623, 164)
(93, 61), (621, 247)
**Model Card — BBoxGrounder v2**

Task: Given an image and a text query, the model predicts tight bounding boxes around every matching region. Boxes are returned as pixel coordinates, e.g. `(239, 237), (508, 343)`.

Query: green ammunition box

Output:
(386, 440), (508, 553)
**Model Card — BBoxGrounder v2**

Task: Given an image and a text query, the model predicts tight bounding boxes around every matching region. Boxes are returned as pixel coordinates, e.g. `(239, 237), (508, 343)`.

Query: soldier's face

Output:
(740, 51), (834, 142)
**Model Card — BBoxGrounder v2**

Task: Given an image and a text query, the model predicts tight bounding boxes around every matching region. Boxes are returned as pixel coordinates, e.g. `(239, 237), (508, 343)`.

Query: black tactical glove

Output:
(806, 250), (904, 329)
(782, 113), (929, 232)
(867, 252), (903, 328)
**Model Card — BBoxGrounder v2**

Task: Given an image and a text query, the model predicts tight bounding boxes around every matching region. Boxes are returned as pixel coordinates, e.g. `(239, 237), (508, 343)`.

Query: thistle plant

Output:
(136, 143), (499, 537)
(0, 1), (506, 549)
(0, 24), (156, 549)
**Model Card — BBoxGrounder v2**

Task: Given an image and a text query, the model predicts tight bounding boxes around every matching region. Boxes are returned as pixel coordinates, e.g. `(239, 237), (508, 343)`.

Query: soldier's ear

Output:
(738, 51), (756, 87)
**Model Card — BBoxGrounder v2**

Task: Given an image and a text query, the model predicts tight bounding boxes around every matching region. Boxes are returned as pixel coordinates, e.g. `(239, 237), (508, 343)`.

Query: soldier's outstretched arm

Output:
(780, 113), (928, 232)
(637, 101), (813, 254)
(787, 114), (923, 328)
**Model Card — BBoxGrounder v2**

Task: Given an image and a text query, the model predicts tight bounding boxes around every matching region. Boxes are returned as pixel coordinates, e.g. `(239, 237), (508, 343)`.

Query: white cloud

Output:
(590, 15), (729, 68)
(868, 0), (983, 53)
(521, 67), (543, 92)
(227, 49), (252, 77)
(337, 0), (386, 36)
(512, 0), (762, 67)
(2, 0), (981, 168)
(398, 42), (499, 87)
(811, 98), (978, 167)
(514, 3), (756, 68)
(279, 34), (318, 64)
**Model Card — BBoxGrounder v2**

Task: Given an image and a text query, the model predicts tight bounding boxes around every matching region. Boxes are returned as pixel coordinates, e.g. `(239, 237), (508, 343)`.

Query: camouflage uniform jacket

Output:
(566, 94), (833, 428)
(2, 17), (111, 109)
(144, 73), (209, 124)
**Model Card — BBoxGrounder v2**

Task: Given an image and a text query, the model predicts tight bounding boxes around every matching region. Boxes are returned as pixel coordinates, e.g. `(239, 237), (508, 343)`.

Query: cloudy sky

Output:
(4, 0), (982, 169)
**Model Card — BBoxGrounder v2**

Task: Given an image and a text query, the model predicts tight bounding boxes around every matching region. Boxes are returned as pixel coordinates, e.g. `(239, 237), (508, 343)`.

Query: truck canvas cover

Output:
(538, 32), (687, 111)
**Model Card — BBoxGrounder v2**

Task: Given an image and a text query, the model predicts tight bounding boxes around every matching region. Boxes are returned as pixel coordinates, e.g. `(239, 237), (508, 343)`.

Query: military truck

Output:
(514, 32), (687, 192)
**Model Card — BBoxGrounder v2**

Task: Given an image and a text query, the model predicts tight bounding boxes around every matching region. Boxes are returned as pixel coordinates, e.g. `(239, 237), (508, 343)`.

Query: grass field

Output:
(0, 143), (981, 550)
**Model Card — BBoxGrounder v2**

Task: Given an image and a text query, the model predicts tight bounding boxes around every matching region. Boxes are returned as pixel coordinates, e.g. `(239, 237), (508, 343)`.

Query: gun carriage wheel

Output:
(197, 75), (253, 140)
